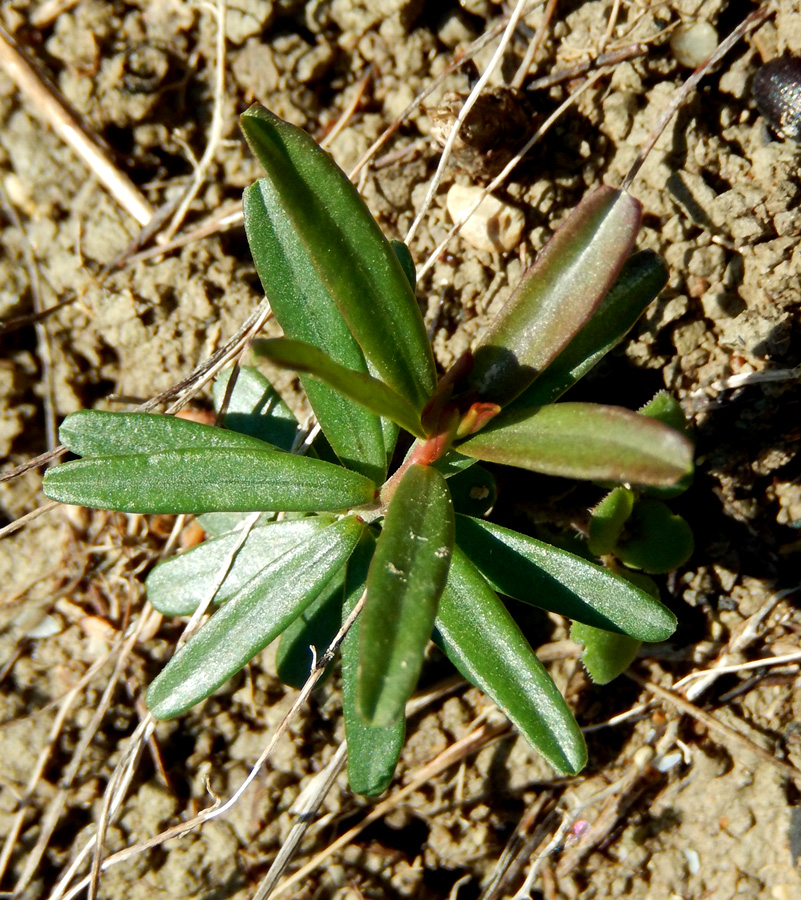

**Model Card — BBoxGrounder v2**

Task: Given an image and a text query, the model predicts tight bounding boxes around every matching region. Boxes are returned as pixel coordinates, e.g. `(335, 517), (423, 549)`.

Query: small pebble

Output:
(654, 749), (684, 772)
(683, 848), (701, 876)
(24, 614), (63, 639)
(633, 746), (655, 769)
(446, 183), (525, 253)
(670, 22), (718, 68)
(752, 57), (801, 142)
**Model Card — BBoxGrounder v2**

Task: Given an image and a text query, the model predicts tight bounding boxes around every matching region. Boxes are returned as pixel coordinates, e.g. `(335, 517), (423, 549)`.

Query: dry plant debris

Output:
(1, 1), (800, 898)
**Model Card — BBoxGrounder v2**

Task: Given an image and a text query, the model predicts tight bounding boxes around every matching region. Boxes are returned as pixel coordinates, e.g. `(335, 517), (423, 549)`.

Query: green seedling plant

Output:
(43, 104), (694, 795)
(572, 389), (695, 684)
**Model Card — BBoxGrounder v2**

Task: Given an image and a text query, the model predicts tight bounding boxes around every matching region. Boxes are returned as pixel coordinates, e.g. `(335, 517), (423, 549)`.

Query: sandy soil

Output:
(1, 1), (801, 898)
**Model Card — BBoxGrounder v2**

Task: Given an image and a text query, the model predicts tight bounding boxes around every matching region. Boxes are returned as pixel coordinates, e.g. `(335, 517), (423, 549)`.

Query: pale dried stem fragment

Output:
(0, 24), (153, 225)
(672, 582), (800, 701)
(161, 0), (228, 241)
(269, 717), (510, 899)
(7, 602), (159, 896)
(510, 0), (558, 90)
(626, 670), (801, 784)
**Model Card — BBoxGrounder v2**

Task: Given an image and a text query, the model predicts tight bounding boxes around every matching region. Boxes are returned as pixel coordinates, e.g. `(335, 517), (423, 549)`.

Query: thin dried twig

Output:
(250, 742), (349, 900)
(621, 5), (772, 191)
(674, 583), (799, 701)
(479, 793), (556, 900)
(510, 0), (558, 90)
(524, 42), (647, 91)
(251, 672), (469, 899)
(161, 0), (227, 241)
(11, 604), (158, 896)
(269, 717), (511, 899)
(53, 589), (369, 900)
(513, 742), (666, 897)
(688, 365), (801, 401)
(48, 716), (156, 900)
(404, 0), (535, 246)
(347, 15), (515, 182)
(0, 500), (60, 539)
(0, 23), (153, 225)
(598, 0), (623, 53)
(0, 295), (79, 337)
(676, 651), (801, 688)
(322, 65), (374, 148)
(626, 670), (801, 784)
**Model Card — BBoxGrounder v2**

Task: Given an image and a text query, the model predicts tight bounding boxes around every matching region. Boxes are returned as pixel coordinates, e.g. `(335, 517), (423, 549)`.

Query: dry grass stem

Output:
(675, 583), (799, 701)
(0, 23), (153, 225)
(510, 0), (558, 90)
(270, 718), (511, 899)
(161, 0), (228, 241)
(626, 670), (801, 784)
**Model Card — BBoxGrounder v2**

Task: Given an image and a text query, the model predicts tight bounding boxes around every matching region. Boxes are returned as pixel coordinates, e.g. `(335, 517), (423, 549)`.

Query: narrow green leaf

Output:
(588, 487), (635, 557)
(510, 249), (668, 408)
(244, 177), (387, 482)
(276, 570), (344, 688)
(253, 338), (426, 439)
(463, 186), (642, 407)
(242, 177), (386, 474)
(390, 239), (416, 288)
(446, 464), (497, 518)
(241, 106), (436, 411)
(59, 410), (276, 457)
(454, 515), (676, 641)
(458, 402), (694, 487)
(571, 622), (641, 684)
(43, 448), (376, 514)
(146, 515), (364, 719)
(213, 365), (299, 451)
(435, 546), (587, 775)
(342, 531), (405, 796)
(638, 391), (694, 498)
(358, 465), (454, 727)
(147, 516), (336, 616)
(614, 499), (694, 574)
(195, 511), (275, 537)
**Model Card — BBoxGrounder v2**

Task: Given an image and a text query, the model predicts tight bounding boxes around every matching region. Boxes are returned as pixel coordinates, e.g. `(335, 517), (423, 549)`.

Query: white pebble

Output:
(633, 746), (655, 769)
(446, 183), (525, 253)
(24, 614), (63, 639)
(670, 22), (718, 69)
(654, 750), (684, 772)
(683, 848), (701, 875)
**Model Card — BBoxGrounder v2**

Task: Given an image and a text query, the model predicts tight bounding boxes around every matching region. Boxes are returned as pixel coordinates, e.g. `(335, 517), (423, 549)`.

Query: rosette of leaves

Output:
(43, 106), (693, 795)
